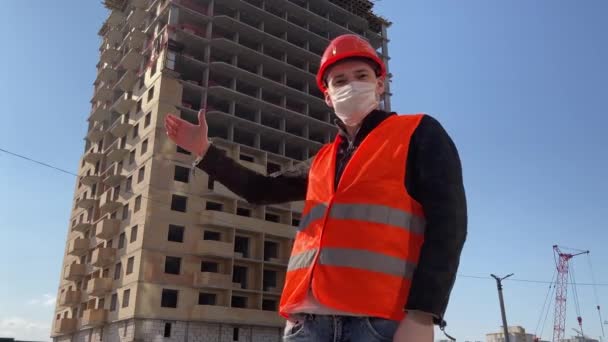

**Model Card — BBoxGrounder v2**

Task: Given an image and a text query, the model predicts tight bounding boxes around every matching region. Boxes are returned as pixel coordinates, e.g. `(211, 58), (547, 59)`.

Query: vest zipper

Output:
(335, 139), (356, 191)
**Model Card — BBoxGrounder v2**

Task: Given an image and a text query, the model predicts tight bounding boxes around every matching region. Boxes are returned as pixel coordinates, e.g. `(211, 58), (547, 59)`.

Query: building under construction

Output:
(51, 0), (390, 341)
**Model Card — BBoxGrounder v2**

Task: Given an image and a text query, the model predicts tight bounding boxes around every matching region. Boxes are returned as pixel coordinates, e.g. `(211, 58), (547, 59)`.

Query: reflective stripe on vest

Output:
(288, 248), (417, 279)
(298, 203), (426, 235)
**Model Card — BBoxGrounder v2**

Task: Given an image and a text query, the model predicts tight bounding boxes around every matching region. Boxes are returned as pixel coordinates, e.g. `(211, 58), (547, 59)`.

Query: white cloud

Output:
(27, 294), (56, 307)
(0, 316), (51, 341)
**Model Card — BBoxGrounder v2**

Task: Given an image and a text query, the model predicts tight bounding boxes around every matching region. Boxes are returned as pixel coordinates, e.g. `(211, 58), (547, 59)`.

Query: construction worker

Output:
(165, 34), (467, 342)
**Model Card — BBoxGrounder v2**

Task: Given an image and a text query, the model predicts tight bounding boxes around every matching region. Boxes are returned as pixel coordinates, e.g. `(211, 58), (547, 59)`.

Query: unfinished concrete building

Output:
(51, 0), (390, 341)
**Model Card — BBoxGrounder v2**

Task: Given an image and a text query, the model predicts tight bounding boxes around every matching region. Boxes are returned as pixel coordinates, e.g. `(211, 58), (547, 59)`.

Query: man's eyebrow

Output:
(332, 72), (346, 79)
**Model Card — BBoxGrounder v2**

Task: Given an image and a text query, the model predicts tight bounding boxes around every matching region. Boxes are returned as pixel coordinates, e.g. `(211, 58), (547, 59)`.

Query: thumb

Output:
(197, 108), (206, 126)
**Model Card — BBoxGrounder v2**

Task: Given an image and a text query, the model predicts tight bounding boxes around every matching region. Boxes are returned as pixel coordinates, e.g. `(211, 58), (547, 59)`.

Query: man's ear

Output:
(376, 77), (386, 96)
(324, 90), (334, 108)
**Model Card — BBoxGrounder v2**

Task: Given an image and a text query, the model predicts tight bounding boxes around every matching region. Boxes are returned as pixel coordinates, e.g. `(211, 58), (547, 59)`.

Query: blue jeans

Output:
(283, 314), (399, 342)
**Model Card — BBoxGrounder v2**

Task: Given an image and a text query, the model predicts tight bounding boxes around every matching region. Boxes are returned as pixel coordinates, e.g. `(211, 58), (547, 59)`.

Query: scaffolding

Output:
(328, 0), (391, 33)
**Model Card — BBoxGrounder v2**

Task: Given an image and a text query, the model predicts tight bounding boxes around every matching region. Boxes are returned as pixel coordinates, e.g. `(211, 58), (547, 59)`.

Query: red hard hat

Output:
(316, 34), (386, 92)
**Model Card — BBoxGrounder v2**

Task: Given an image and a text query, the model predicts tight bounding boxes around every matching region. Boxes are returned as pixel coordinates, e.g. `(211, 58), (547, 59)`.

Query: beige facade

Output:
(52, 0), (389, 340)
(486, 326), (538, 342)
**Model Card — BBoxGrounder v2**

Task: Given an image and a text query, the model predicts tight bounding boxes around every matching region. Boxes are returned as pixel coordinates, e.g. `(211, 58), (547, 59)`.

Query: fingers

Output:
(164, 115), (180, 130)
(164, 115), (180, 138)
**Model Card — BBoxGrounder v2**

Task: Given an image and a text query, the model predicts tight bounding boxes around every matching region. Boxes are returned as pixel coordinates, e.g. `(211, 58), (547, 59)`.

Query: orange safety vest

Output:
(279, 114), (427, 321)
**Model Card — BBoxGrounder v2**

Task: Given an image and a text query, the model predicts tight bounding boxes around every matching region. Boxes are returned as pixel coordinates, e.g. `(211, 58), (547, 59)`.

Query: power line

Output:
(457, 274), (608, 286)
(0, 147), (79, 176)
(3, 146), (608, 288)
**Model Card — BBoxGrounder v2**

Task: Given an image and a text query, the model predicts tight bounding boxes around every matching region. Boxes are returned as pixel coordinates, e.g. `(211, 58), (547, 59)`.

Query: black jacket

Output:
(197, 110), (467, 326)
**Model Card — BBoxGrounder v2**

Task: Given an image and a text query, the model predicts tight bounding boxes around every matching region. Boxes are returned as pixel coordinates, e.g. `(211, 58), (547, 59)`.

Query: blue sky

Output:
(0, 1), (606, 341)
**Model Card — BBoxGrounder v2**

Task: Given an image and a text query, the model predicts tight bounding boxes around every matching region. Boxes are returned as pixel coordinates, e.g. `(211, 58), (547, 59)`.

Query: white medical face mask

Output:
(328, 81), (380, 127)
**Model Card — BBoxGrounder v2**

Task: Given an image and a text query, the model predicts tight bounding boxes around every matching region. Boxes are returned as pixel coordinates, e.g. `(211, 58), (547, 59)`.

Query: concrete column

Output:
(279, 118), (286, 131)
(229, 101), (236, 115)
(279, 140), (286, 155)
(302, 125), (310, 139)
(227, 124), (235, 141)
(381, 24), (392, 112)
(255, 109), (262, 124)
(254, 134), (261, 149)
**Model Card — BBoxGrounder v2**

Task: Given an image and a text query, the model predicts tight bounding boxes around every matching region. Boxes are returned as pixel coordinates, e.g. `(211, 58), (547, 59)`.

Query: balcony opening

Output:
(285, 144), (304, 161)
(207, 96), (230, 113)
(212, 25), (236, 41)
(181, 86), (202, 112)
(174, 165), (190, 183)
(174, 54), (205, 83)
(263, 68), (283, 84)
(292, 215), (301, 227)
(210, 50), (233, 65)
(164, 256), (182, 275)
(265, 25), (284, 40)
(234, 236), (250, 258)
(261, 113), (282, 130)
(201, 261), (219, 273)
(260, 136), (281, 155)
(287, 77), (305, 92)
(207, 175), (215, 190)
(262, 299), (277, 311)
(265, 212), (280, 223)
(208, 72), (233, 88)
(233, 127), (256, 148)
(267, 162), (281, 175)
(309, 109), (329, 122)
(263, 270), (277, 291)
(161, 289), (178, 308)
(198, 293), (217, 305)
(205, 201), (223, 212)
(234, 104), (256, 122)
(214, 2), (237, 18)
(164, 322), (171, 337)
(168, 225), (185, 243)
(235, 81), (258, 98)
(286, 55), (306, 71)
(239, 153), (255, 163)
(261, 91), (282, 107)
(207, 121), (229, 140)
(240, 12), (263, 30)
(204, 230), (221, 241)
(285, 121), (303, 137)
(266, 3), (283, 17)
(231, 295), (247, 308)
(309, 24), (329, 39)
(309, 130), (326, 144)
(236, 207), (251, 217)
(286, 34), (307, 50)
(264, 45), (284, 62)
(170, 194), (188, 212)
(264, 241), (279, 261)
(233, 266), (248, 289)
(239, 36), (261, 53)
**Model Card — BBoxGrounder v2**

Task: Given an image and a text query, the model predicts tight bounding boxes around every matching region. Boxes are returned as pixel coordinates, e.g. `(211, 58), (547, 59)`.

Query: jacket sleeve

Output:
(196, 143), (310, 205)
(404, 115), (468, 326)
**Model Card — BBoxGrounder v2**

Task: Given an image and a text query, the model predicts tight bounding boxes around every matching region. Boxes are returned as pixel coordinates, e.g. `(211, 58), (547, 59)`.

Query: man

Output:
(165, 34), (467, 342)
